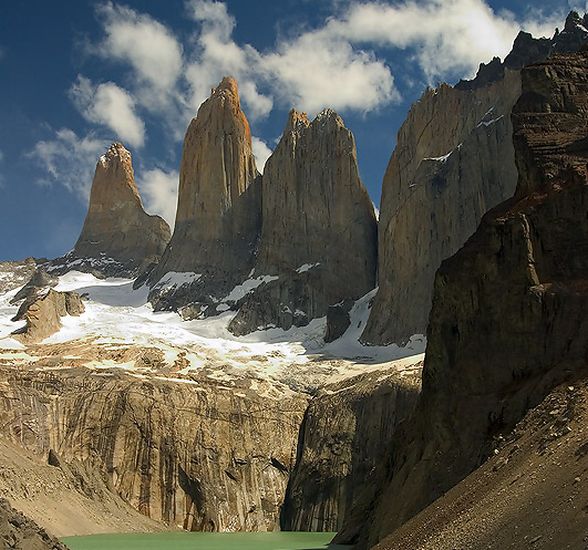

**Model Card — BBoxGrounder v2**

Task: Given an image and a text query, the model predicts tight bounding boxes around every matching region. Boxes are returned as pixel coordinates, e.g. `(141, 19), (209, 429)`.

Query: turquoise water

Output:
(62, 532), (347, 550)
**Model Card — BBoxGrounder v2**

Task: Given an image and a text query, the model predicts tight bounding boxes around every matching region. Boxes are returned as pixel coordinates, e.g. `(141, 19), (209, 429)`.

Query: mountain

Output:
(363, 11), (588, 345)
(53, 143), (170, 277)
(228, 109), (377, 335)
(335, 47), (588, 549)
(149, 77), (261, 314)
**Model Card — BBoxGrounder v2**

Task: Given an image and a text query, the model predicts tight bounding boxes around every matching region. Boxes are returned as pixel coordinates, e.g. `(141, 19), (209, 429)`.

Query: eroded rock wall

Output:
(229, 109), (377, 335)
(336, 49), (588, 548)
(281, 367), (421, 532)
(0, 368), (307, 532)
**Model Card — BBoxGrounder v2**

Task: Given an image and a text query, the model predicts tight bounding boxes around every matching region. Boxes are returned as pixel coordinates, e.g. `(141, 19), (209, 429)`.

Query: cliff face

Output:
(0, 367), (307, 532)
(364, 12), (588, 346)
(337, 49), (588, 548)
(61, 143), (170, 277)
(281, 366), (421, 532)
(150, 77), (261, 312)
(363, 71), (521, 344)
(228, 109), (377, 335)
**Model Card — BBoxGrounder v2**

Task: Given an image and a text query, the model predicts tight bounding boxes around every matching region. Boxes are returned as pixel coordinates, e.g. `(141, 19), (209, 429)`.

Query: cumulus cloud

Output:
(185, 0), (397, 115)
(326, 0), (519, 82)
(139, 167), (179, 226)
(251, 137), (272, 173)
(96, 2), (184, 113)
(70, 76), (146, 148)
(28, 129), (108, 199)
(184, 0), (274, 119)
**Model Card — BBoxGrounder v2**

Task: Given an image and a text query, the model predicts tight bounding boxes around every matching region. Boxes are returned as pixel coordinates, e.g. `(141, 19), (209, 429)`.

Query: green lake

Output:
(62, 531), (347, 550)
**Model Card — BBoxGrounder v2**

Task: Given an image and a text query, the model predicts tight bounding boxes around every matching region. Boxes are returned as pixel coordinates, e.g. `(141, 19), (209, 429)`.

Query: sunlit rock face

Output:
(363, 12), (588, 346)
(149, 77), (262, 312)
(59, 143), (170, 277)
(0, 367), (308, 532)
(229, 108), (377, 335)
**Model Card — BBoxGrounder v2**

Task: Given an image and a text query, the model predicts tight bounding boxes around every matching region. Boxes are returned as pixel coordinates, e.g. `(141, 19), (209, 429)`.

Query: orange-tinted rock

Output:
(150, 77), (261, 310)
(64, 143), (170, 276)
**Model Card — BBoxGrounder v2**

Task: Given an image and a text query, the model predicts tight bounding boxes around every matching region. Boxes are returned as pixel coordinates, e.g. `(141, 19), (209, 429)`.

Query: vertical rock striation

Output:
(281, 368), (420, 532)
(363, 12), (588, 346)
(149, 77), (261, 312)
(60, 143), (171, 277)
(228, 109), (377, 335)
(0, 368), (307, 532)
(362, 70), (521, 345)
(336, 49), (588, 548)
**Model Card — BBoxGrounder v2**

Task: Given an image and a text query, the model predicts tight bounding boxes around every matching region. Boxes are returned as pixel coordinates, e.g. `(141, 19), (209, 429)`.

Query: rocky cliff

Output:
(336, 49), (588, 548)
(0, 498), (66, 550)
(228, 109), (377, 335)
(12, 289), (84, 342)
(363, 12), (588, 345)
(149, 77), (261, 313)
(55, 143), (171, 277)
(0, 366), (307, 532)
(281, 365), (421, 532)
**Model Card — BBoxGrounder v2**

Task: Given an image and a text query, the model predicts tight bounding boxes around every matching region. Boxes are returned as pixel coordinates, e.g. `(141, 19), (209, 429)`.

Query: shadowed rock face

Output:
(228, 109), (377, 335)
(281, 368), (420, 532)
(362, 70), (521, 345)
(336, 49), (588, 549)
(150, 77), (261, 311)
(364, 12), (588, 346)
(64, 143), (170, 277)
(0, 498), (66, 550)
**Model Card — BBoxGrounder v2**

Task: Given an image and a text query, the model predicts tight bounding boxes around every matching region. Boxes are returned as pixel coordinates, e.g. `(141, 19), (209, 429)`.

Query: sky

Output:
(0, 0), (586, 260)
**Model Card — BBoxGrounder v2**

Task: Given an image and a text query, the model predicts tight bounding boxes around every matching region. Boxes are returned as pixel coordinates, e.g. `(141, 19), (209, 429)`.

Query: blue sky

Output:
(0, 0), (584, 260)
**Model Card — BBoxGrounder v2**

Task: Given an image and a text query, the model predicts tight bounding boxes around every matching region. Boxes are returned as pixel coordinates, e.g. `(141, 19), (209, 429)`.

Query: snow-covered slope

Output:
(0, 270), (425, 394)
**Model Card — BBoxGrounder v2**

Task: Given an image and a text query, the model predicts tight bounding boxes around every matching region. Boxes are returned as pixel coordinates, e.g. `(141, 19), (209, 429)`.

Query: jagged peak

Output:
(313, 108), (345, 129)
(564, 10), (585, 32)
(285, 109), (310, 133)
(210, 76), (240, 105)
(98, 142), (131, 168)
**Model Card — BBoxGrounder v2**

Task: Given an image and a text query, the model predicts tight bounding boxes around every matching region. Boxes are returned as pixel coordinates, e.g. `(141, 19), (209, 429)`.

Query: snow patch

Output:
(296, 263), (320, 274)
(477, 115), (504, 128)
(222, 275), (279, 303)
(153, 272), (201, 291)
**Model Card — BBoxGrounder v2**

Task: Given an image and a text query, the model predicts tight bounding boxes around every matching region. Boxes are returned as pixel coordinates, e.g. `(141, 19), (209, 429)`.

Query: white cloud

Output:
(0, 150), (4, 163)
(70, 76), (145, 148)
(251, 137), (272, 173)
(139, 168), (179, 226)
(96, 2), (184, 113)
(183, 0), (274, 119)
(261, 31), (397, 114)
(323, 0), (517, 82)
(184, 0), (397, 116)
(28, 129), (108, 199)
